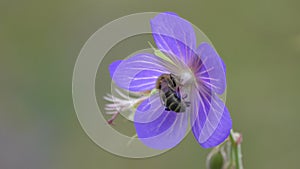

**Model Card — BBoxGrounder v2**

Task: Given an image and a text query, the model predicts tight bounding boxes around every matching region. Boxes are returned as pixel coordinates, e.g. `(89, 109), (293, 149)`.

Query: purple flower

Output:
(107, 12), (232, 150)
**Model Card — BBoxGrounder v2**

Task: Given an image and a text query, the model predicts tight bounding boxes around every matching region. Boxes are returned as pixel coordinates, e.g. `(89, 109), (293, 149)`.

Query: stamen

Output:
(201, 80), (221, 90)
(104, 88), (150, 125)
(197, 66), (215, 76)
(200, 76), (220, 81)
(107, 112), (119, 125)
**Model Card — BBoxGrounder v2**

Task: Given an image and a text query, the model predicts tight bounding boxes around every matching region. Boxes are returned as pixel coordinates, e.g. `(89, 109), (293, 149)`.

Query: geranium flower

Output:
(106, 12), (232, 150)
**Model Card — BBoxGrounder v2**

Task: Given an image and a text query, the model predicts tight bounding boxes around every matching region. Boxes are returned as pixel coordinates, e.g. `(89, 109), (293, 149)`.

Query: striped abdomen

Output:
(156, 74), (185, 113)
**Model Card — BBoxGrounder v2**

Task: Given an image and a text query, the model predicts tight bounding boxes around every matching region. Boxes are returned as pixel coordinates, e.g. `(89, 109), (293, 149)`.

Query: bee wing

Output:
(190, 88), (232, 148)
(158, 89), (167, 106)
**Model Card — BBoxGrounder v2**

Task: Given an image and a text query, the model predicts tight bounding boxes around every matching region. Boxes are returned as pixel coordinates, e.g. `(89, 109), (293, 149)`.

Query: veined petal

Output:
(190, 88), (232, 148)
(110, 53), (170, 92)
(134, 93), (165, 123)
(151, 12), (196, 65)
(195, 42), (226, 94)
(134, 94), (188, 150)
(109, 60), (122, 78)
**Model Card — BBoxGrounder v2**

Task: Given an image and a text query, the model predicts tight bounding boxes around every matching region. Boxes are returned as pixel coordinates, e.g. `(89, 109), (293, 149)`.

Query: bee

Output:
(156, 74), (187, 113)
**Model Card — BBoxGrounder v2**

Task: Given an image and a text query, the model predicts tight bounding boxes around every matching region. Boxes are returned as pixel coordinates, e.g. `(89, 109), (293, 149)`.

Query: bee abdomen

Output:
(156, 73), (186, 113)
(164, 91), (184, 113)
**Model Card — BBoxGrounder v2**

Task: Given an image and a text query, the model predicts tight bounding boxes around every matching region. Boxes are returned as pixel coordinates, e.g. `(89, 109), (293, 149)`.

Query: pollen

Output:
(180, 70), (195, 86)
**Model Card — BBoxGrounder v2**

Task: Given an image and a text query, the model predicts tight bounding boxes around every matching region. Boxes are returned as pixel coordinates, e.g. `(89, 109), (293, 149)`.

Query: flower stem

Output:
(229, 130), (244, 169)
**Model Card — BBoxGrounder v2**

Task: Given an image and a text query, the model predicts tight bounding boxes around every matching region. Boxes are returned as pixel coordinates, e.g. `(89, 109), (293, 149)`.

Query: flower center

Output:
(180, 70), (195, 86)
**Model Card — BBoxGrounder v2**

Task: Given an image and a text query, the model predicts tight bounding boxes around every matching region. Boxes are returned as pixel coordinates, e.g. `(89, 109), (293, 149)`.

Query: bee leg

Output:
(165, 107), (171, 111)
(185, 101), (191, 107)
(182, 94), (188, 99)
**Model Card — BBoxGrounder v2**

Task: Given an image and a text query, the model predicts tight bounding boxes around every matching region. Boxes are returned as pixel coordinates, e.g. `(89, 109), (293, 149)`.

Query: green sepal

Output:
(148, 41), (174, 64)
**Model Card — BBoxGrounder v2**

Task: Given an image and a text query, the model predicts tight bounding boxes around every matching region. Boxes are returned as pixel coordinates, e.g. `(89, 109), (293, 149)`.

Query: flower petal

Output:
(196, 42), (227, 94)
(110, 53), (170, 92)
(190, 88), (232, 148)
(134, 94), (188, 150)
(151, 12), (196, 65)
(109, 60), (122, 78)
(134, 93), (165, 123)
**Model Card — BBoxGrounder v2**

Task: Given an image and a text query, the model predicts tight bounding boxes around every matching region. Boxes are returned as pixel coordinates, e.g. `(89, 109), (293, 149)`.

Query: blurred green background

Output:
(1, 0), (300, 169)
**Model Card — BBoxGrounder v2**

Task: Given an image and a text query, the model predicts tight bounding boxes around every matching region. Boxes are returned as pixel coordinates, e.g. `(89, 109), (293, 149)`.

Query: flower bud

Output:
(206, 142), (231, 169)
(206, 149), (224, 169)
